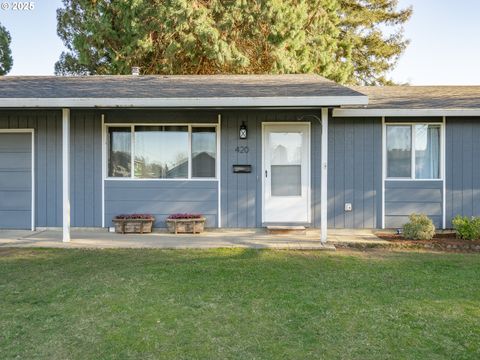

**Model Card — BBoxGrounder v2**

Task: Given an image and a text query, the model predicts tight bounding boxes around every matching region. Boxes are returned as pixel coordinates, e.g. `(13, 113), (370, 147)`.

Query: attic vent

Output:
(131, 67), (140, 76)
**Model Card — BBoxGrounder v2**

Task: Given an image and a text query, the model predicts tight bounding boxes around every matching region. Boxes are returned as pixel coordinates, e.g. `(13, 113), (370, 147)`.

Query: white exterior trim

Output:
(320, 108), (328, 243)
(217, 114), (222, 228)
(333, 108), (480, 117)
(0, 129), (35, 231)
(101, 114), (106, 228)
(381, 117), (386, 229)
(442, 116), (447, 229)
(31, 130), (35, 231)
(62, 108), (71, 242)
(0, 96), (368, 109)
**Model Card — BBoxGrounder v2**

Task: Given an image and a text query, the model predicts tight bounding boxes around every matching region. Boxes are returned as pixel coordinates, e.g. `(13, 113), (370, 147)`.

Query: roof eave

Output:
(0, 96), (368, 108)
(333, 108), (480, 117)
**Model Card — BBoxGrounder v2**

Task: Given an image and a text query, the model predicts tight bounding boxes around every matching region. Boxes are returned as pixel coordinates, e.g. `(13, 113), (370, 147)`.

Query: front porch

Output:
(0, 228), (383, 250)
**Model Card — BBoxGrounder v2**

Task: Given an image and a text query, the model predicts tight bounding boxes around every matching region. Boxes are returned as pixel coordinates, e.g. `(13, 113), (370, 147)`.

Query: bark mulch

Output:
(372, 233), (480, 252)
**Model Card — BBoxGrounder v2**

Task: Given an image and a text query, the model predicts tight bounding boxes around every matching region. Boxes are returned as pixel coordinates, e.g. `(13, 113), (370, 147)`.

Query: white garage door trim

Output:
(0, 129), (35, 231)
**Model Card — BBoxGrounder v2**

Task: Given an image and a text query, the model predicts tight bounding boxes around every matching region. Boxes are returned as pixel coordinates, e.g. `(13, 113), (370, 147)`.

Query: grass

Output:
(0, 248), (479, 359)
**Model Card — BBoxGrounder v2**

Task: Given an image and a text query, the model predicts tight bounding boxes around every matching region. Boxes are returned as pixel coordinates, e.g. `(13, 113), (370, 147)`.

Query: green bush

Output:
(452, 216), (480, 240)
(402, 214), (436, 240)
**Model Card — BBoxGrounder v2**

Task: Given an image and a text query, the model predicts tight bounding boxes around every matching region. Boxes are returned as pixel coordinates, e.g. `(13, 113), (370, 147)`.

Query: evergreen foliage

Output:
(55, 0), (411, 85)
(0, 23), (13, 75)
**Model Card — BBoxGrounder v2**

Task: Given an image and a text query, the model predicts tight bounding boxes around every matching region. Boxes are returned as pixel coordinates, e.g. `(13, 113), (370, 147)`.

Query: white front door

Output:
(263, 123), (310, 223)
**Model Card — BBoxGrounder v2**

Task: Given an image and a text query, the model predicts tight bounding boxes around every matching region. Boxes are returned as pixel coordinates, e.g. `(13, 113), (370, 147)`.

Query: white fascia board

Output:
(0, 96), (368, 108)
(333, 108), (480, 117)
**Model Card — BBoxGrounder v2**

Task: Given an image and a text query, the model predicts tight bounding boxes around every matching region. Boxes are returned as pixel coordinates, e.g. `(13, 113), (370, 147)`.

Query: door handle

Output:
(265, 170), (268, 178)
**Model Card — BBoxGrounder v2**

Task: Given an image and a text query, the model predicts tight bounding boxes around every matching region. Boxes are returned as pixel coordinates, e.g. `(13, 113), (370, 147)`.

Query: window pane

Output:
(415, 125), (440, 179)
(134, 126), (188, 179)
(270, 132), (302, 165)
(192, 127), (216, 178)
(108, 127), (131, 177)
(271, 165), (301, 196)
(387, 125), (411, 178)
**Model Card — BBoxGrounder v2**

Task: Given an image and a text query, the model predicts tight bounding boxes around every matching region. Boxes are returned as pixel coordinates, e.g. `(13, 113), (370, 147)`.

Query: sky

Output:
(1, 0), (479, 85)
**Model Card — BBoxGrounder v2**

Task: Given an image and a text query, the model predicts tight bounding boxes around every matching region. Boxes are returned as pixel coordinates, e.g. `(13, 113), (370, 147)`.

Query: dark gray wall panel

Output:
(104, 109), (219, 124)
(105, 180), (218, 228)
(0, 133), (32, 229)
(70, 110), (103, 227)
(385, 180), (443, 228)
(0, 110), (62, 228)
(328, 117), (382, 229)
(445, 117), (480, 227)
(386, 215), (442, 229)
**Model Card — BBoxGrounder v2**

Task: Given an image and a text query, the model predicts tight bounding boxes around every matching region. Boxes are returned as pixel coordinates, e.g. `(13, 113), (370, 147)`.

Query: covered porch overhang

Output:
(57, 104), (340, 243)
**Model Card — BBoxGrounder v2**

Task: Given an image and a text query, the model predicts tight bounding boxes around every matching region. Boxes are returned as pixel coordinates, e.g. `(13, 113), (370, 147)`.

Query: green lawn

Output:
(0, 248), (479, 359)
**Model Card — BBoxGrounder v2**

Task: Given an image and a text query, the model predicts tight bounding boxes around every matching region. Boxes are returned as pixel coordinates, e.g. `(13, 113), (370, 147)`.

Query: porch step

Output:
(266, 226), (306, 235)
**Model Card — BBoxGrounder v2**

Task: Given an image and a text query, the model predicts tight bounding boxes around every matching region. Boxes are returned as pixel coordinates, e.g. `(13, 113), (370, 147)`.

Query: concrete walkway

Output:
(0, 228), (388, 250)
(0, 228), (330, 250)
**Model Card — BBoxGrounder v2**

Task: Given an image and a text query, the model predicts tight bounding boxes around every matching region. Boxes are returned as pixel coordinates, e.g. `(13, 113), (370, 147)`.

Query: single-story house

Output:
(0, 75), (479, 242)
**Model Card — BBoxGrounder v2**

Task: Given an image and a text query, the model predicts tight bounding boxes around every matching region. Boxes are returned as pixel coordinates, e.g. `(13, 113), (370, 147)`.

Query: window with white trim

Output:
(386, 124), (441, 179)
(107, 125), (217, 179)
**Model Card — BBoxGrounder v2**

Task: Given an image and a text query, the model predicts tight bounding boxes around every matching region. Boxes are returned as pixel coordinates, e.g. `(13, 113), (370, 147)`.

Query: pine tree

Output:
(0, 23), (13, 75)
(55, 0), (411, 85)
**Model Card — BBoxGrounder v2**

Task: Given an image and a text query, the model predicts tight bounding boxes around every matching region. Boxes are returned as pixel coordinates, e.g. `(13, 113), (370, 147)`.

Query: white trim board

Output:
(62, 109), (71, 242)
(101, 114), (106, 228)
(442, 116), (447, 229)
(0, 96), (368, 108)
(333, 108), (480, 117)
(217, 114), (222, 228)
(320, 108), (328, 242)
(0, 129), (35, 231)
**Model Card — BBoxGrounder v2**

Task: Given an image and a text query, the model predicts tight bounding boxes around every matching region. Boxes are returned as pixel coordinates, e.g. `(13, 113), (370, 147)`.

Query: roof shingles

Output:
(351, 86), (480, 109)
(0, 74), (363, 98)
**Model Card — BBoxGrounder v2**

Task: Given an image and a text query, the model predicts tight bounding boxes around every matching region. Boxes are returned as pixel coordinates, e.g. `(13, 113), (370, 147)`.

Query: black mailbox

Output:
(233, 165), (252, 173)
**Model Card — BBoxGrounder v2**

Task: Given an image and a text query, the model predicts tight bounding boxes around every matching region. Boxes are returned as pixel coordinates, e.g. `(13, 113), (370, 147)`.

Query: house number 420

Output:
(235, 146), (249, 154)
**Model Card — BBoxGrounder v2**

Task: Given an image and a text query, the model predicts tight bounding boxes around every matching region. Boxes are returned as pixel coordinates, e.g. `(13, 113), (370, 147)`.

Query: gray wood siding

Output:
(0, 110), (62, 227)
(70, 110), (103, 227)
(328, 117), (383, 229)
(0, 133), (32, 229)
(445, 117), (480, 227)
(385, 181), (443, 228)
(220, 109), (322, 228)
(105, 181), (218, 227)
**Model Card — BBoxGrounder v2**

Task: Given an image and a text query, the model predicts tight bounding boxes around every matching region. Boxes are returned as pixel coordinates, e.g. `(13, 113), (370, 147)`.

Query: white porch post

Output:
(321, 108), (329, 243)
(62, 108), (71, 242)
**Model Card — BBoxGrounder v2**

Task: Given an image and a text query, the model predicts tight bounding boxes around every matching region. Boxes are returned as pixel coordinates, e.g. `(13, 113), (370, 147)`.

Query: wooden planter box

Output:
(112, 219), (154, 234)
(166, 218), (206, 234)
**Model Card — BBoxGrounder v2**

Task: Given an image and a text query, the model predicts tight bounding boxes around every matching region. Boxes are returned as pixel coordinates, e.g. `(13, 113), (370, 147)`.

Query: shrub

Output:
(402, 214), (436, 240)
(452, 216), (480, 240)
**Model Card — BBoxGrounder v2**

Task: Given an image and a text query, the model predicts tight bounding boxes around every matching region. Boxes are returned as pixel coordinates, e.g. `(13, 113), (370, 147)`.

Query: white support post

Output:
(442, 116), (446, 229)
(217, 114), (222, 228)
(321, 108), (329, 243)
(62, 108), (71, 242)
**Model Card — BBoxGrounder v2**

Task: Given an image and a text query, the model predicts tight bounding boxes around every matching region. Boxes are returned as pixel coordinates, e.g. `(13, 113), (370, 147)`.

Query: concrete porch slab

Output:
(0, 228), (339, 250)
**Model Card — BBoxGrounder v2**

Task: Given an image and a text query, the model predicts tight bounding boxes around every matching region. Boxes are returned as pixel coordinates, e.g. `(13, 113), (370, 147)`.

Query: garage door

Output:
(0, 132), (33, 229)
